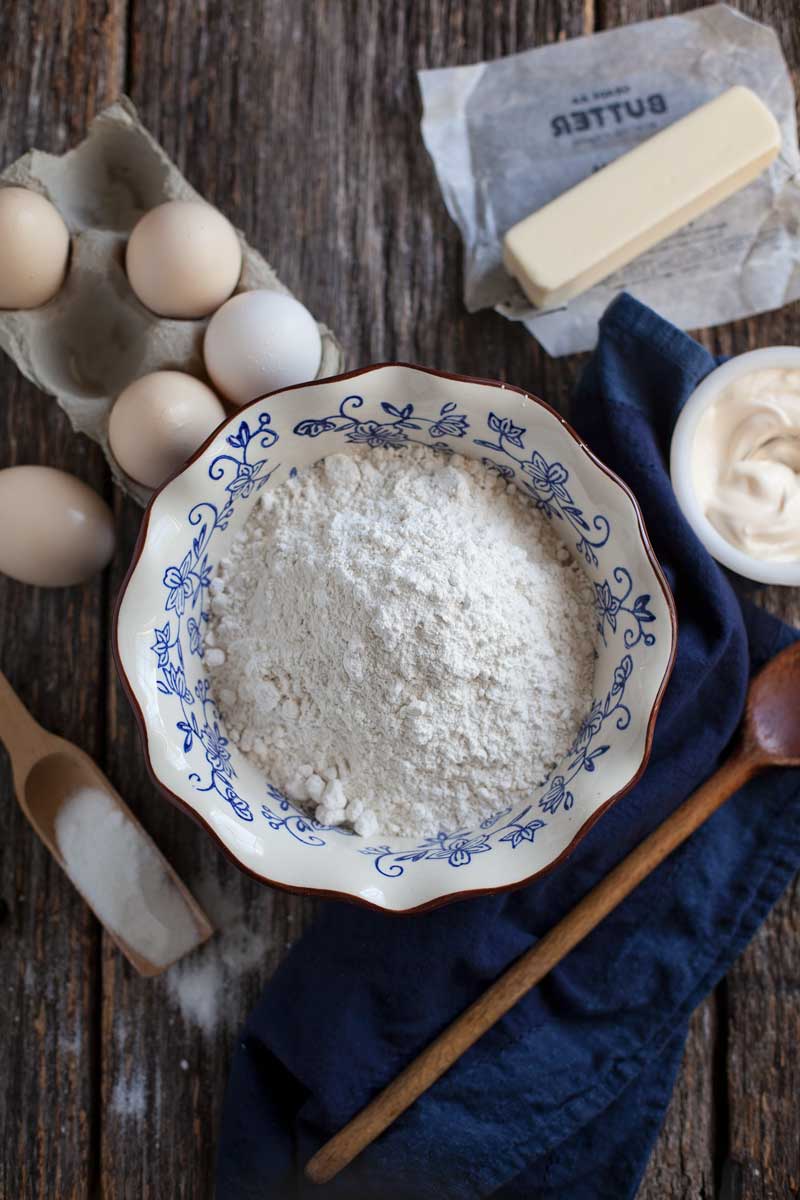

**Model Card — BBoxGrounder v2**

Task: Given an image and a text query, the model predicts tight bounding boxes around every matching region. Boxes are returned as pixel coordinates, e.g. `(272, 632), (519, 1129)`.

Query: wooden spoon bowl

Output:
(744, 641), (800, 765)
(0, 669), (212, 976)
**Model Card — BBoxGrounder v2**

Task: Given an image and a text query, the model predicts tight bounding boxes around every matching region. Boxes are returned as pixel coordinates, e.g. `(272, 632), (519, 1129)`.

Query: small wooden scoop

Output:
(0, 668), (212, 976)
(306, 639), (800, 1184)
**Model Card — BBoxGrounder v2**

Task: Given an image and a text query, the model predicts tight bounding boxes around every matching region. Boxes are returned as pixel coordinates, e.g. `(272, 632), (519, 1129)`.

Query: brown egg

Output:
(108, 371), (226, 490)
(0, 467), (115, 587)
(0, 187), (70, 309)
(126, 200), (242, 319)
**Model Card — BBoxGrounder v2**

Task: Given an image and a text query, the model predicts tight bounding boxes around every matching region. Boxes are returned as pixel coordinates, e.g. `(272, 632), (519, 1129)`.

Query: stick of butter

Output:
(502, 86), (781, 310)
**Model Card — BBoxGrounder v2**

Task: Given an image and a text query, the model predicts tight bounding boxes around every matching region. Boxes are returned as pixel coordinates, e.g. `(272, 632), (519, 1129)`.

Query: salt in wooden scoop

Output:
(0, 668), (212, 975)
(306, 639), (800, 1184)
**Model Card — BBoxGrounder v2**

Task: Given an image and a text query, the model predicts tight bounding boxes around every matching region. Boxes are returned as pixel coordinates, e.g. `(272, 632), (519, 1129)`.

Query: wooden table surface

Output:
(1, 1), (799, 1197)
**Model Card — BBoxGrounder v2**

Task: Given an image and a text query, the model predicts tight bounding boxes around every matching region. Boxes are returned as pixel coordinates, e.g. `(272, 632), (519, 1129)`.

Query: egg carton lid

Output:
(0, 96), (345, 505)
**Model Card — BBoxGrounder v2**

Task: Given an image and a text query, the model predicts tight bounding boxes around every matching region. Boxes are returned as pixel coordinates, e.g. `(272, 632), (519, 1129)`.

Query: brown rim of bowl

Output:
(112, 361), (678, 916)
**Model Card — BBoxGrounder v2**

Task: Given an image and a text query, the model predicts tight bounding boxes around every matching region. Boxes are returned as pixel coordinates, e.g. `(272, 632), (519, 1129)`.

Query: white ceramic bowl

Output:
(670, 347), (800, 587)
(114, 364), (676, 913)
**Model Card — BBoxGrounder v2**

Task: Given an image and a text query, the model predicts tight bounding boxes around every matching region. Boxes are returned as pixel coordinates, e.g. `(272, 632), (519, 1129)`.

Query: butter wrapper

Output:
(418, 5), (800, 356)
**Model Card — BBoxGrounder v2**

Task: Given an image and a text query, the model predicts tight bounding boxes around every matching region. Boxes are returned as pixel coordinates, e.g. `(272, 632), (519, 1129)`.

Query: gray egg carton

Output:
(0, 96), (345, 505)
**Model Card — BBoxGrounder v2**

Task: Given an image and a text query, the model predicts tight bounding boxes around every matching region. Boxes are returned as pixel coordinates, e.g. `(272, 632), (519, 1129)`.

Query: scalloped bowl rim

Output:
(113, 362), (677, 914)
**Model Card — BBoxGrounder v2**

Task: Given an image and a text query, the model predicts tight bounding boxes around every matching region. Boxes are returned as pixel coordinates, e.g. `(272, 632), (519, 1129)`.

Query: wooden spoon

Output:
(0, 669), (213, 976)
(306, 639), (800, 1184)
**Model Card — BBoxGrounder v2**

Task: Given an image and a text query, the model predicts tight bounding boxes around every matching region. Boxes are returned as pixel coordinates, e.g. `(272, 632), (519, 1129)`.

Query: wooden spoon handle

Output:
(305, 747), (761, 1185)
(0, 669), (47, 779)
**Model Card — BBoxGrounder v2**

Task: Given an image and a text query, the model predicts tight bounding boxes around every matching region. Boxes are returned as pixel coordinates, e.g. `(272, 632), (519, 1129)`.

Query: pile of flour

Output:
(205, 445), (595, 838)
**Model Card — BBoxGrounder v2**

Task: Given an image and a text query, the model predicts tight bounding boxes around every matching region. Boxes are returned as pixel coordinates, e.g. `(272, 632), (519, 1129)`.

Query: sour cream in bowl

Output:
(670, 347), (800, 586)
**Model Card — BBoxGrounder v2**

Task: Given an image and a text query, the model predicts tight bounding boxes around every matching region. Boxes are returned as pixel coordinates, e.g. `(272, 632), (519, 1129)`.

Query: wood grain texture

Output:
(0, 0), (799, 1197)
(637, 999), (719, 1200)
(0, 2), (125, 1196)
(723, 879), (800, 1198)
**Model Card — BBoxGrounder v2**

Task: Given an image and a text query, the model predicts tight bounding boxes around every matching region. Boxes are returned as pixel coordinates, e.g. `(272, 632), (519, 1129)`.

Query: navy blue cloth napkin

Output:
(217, 295), (800, 1200)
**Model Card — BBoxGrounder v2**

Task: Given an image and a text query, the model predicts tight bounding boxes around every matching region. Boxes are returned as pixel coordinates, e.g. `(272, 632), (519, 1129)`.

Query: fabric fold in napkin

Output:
(216, 294), (800, 1200)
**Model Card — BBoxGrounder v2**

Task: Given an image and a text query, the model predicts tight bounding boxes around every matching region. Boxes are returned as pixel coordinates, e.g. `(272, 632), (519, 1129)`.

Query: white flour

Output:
(206, 446), (595, 837)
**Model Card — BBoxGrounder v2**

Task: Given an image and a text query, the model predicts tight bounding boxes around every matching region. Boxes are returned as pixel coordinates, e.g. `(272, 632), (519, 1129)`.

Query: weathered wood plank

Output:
(637, 1000), (718, 1200)
(0, 3), (126, 1197)
(723, 879), (800, 1200)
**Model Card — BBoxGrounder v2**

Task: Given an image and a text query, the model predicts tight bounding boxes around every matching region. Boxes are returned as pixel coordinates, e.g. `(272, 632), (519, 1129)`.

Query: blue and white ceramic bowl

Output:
(114, 364), (677, 913)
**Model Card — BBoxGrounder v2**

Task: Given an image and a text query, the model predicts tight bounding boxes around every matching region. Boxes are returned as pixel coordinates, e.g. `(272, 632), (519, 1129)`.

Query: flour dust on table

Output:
(205, 445), (596, 838)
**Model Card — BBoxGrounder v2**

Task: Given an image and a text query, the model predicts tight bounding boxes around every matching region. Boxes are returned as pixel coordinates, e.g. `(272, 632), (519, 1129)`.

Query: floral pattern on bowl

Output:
(114, 364), (677, 913)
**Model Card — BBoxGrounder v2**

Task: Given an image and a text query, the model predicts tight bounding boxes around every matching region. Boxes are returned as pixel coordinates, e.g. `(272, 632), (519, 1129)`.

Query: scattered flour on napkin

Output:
(206, 445), (595, 837)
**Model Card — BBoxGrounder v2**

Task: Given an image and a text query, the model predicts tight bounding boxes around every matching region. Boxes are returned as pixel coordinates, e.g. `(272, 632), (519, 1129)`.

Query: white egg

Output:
(203, 289), (322, 406)
(109, 371), (226, 490)
(126, 200), (242, 319)
(0, 466), (114, 587)
(0, 187), (70, 309)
